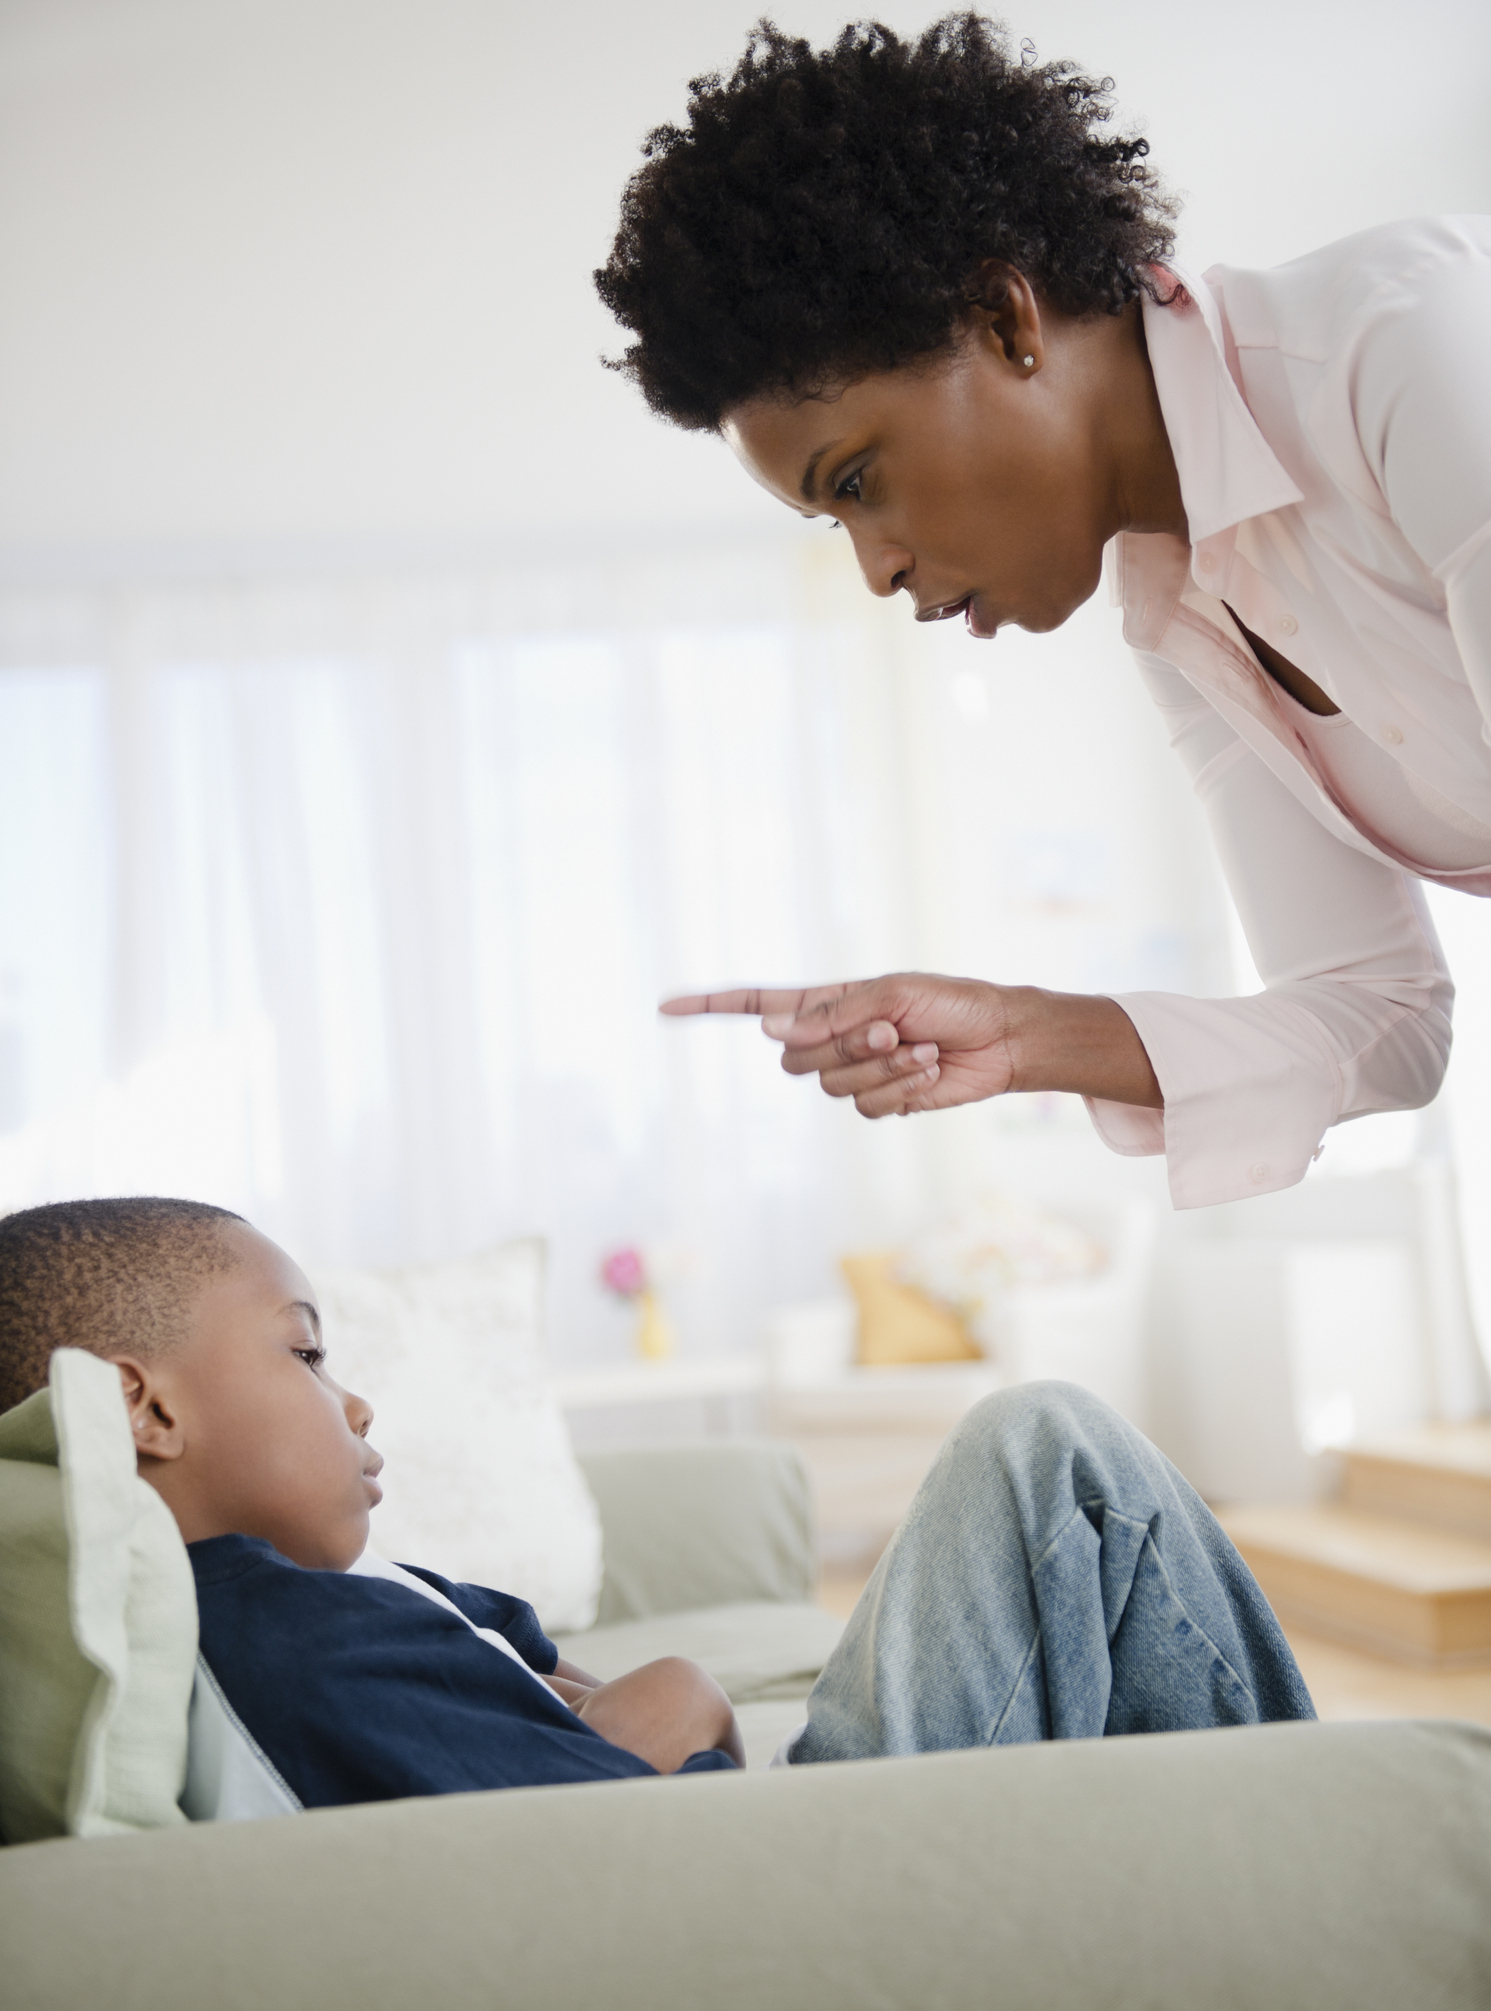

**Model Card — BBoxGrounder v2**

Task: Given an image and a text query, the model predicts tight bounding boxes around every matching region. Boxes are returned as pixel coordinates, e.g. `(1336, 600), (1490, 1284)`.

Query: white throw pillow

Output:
(311, 1238), (602, 1633)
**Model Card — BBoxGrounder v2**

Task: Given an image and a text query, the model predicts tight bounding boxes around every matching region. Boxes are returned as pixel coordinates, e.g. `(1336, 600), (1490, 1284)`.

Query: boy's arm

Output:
(548, 1655), (603, 1707)
(552, 1655), (602, 1690)
(381, 1574), (739, 1770)
(575, 1657), (745, 1773)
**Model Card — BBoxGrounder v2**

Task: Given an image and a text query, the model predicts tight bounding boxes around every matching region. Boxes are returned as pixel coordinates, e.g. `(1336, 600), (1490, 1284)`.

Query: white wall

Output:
(0, 0), (1486, 562)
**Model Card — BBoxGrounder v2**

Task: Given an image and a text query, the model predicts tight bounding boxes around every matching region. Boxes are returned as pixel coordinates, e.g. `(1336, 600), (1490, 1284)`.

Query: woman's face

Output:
(723, 295), (1163, 639)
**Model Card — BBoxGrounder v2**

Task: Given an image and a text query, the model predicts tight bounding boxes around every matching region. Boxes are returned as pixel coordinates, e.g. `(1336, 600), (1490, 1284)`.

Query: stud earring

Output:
(1022, 355), (1035, 368)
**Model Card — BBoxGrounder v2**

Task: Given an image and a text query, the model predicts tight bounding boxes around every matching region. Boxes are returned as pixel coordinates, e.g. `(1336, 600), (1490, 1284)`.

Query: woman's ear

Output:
(966, 261), (1045, 373)
(111, 1356), (186, 1465)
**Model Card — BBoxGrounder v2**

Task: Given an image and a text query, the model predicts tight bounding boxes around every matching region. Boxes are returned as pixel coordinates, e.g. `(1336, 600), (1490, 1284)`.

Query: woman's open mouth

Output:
(917, 594), (972, 624)
(916, 593), (997, 637)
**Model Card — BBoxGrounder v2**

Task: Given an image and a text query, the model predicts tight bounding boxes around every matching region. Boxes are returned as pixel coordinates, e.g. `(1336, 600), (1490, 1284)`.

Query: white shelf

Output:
(555, 1354), (767, 1412)
(553, 1350), (1005, 1433)
(767, 1361), (1006, 1433)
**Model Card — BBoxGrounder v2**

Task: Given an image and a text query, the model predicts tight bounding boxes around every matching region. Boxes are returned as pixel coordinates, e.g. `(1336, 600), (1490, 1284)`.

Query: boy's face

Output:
(117, 1223), (383, 1571)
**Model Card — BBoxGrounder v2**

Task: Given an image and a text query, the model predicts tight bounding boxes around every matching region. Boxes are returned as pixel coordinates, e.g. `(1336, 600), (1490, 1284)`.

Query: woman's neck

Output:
(1092, 299), (1187, 540)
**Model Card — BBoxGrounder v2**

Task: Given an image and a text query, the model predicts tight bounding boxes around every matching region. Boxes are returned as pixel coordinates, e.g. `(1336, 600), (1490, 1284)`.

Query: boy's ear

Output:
(111, 1356), (186, 1465)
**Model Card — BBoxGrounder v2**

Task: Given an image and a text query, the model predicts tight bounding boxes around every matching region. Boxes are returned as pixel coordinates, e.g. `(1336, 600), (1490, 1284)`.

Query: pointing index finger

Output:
(659, 988), (817, 1019)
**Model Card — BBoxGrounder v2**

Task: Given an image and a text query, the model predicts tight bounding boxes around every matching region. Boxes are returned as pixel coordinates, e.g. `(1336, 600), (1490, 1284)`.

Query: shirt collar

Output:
(188, 1532), (288, 1583)
(1141, 260), (1304, 556)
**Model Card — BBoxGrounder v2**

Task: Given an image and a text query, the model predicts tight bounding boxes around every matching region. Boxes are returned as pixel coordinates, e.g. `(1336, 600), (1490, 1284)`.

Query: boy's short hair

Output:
(0, 1197), (247, 1415)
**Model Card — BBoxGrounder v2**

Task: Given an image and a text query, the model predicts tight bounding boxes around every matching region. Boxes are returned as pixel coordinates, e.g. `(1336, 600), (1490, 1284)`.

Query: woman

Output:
(596, 16), (1490, 1211)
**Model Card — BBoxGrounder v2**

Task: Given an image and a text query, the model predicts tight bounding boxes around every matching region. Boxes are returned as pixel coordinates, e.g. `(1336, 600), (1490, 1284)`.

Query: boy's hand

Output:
(574, 1656), (744, 1772)
(548, 1655), (603, 1707)
(548, 1674), (600, 1707)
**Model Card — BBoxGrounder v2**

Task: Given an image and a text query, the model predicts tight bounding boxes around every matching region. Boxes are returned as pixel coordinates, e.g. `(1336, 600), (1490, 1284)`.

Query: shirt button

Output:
(1248, 1163), (1269, 1185)
(1277, 615), (1298, 636)
(1382, 724), (1404, 745)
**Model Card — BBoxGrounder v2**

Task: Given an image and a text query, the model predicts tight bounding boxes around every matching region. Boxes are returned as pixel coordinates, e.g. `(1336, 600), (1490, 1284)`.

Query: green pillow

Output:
(0, 1348), (197, 1843)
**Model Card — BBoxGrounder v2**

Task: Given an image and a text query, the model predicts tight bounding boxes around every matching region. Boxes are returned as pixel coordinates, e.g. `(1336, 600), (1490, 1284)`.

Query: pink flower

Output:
(600, 1246), (648, 1299)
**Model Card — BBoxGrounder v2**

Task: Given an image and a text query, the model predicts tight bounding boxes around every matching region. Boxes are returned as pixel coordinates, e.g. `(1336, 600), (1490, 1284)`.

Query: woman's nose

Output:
(854, 532), (913, 600)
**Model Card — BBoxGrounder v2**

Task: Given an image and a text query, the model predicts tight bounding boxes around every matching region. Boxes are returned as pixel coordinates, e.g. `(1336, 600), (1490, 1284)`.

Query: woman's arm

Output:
(667, 655), (1452, 1210)
(661, 979), (1160, 1115)
(1100, 678), (1451, 1204)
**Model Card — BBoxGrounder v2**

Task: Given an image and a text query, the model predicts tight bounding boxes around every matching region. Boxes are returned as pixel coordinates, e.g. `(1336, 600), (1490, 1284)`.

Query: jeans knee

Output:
(950, 1380), (1126, 1464)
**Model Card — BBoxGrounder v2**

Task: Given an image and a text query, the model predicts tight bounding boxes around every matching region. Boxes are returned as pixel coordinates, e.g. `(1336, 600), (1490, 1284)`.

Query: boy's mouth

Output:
(362, 1449), (385, 1505)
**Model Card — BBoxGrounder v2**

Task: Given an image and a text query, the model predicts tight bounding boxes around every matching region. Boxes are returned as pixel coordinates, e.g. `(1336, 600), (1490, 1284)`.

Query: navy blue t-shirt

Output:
(190, 1535), (736, 1808)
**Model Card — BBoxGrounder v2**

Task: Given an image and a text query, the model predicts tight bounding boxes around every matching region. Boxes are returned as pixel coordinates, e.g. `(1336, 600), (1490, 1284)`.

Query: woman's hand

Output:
(665, 974), (1013, 1116)
(661, 975), (1162, 1116)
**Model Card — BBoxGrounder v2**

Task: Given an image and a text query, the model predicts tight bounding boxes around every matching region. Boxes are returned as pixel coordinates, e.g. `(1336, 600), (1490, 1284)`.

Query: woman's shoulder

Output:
(1204, 216), (1491, 361)
(1203, 217), (1491, 570)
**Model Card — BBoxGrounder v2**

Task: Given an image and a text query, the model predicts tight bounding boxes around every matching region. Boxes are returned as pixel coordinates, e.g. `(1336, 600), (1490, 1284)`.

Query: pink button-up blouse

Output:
(1088, 216), (1491, 1208)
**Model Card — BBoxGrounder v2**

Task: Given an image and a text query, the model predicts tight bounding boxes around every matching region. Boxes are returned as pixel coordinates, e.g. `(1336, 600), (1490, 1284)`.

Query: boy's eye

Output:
(294, 1347), (326, 1371)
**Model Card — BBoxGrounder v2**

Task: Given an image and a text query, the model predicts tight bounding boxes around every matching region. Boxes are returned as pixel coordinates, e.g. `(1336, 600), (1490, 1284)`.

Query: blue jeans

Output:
(795, 1382), (1315, 1763)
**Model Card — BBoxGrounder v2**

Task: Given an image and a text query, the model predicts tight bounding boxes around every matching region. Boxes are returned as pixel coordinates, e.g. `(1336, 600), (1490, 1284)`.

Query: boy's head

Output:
(0, 1198), (382, 1570)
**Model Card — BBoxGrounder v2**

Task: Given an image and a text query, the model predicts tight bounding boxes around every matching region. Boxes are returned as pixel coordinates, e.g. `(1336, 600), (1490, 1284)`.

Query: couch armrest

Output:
(7, 1722), (1491, 2009)
(578, 1439), (814, 1624)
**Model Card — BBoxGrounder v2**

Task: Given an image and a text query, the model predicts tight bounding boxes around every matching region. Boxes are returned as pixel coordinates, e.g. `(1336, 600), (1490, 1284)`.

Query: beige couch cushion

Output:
(3, 1720), (1488, 2009)
(578, 1441), (815, 1624)
(732, 1699), (811, 1770)
(554, 1600), (843, 1704)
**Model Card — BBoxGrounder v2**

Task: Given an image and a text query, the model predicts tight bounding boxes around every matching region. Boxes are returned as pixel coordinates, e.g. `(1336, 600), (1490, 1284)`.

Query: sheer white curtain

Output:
(0, 534), (1236, 1364)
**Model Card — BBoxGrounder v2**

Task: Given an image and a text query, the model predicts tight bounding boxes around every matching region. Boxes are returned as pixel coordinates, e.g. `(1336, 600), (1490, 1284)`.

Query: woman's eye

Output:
(834, 470), (864, 506)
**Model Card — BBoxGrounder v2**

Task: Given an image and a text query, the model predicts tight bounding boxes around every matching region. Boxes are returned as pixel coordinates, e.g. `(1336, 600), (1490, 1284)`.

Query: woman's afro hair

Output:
(595, 13), (1178, 430)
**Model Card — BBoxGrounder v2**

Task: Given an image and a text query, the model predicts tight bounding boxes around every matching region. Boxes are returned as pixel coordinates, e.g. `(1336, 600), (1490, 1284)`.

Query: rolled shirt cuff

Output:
(1083, 1095), (1166, 1159)
(1085, 992), (1341, 1210)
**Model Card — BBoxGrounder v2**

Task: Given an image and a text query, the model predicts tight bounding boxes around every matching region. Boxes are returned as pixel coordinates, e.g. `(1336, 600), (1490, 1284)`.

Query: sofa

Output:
(4, 1435), (1491, 2009)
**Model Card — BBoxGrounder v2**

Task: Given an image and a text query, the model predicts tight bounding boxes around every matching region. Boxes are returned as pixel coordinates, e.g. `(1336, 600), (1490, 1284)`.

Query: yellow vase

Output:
(634, 1289), (675, 1361)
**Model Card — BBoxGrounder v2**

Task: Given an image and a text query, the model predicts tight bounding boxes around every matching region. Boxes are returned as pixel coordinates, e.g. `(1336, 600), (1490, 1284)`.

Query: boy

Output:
(0, 1197), (1312, 1809)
